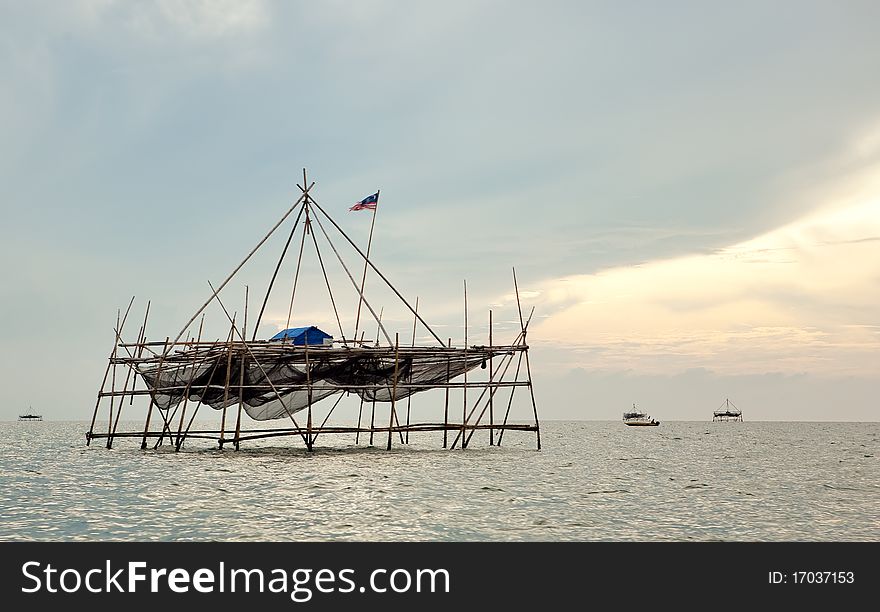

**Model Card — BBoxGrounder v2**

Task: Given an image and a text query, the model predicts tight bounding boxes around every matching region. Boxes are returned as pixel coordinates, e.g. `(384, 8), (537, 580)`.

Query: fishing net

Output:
(137, 347), (495, 421)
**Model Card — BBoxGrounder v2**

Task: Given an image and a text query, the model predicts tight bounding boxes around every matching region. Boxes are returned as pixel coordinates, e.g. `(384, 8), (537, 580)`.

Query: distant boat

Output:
(623, 404), (660, 426)
(18, 413), (43, 422)
(713, 398), (743, 422)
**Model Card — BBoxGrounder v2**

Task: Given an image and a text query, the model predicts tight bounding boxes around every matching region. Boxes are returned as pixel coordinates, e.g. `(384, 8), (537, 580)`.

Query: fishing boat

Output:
(623, 404), (659, 426)
(19, 407), (42, 421)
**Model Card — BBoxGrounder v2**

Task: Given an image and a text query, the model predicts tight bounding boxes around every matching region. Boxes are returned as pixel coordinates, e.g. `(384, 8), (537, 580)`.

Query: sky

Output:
(1, 0), (879, 421)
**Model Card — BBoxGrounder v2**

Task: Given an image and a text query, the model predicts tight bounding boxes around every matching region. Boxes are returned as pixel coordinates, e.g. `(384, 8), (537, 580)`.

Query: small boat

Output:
(623, 404), (659, 426)
(19, 407), (42, 421)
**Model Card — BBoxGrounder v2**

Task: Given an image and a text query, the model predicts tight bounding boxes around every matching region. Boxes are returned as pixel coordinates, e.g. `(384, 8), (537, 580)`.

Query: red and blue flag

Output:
(350, 192), (379, 211)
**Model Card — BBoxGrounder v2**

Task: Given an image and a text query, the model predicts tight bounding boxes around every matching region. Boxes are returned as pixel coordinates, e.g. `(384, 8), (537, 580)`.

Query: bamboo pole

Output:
(353, 190), (379, 342)
(208, 282), (311, 447)
(463, 341), (526, 448)
(110, 311), (149, 447)
(177, 338), (229, 451)
(451, 320), (530, 449)
(108, 325), (140, 449)
(452, 330), (525, 449)
(369, 309), (383, 446)
(252, 205), (306, 340)
(284, 206), (309, 332)
(305, 325), (313, 451)
(369, 398), (376, 446)
(171, 192), (306, 351)
(140, 337), (169, 450)
(308, 198), (444, 347)
(106, 308), (120, 448)
(308, 393), (346, 446)
(405, 297), (418, 444)
(387, 333), (400, 451)
(443, 337), (451, 448)
(308, 208), (347, 345)
(88, 296), (135, 445)
(513, 268), (541, 450)
(234, 287), (248, 451)
(309, 211), (393, 346)
(496, 352), (523, 447)
(489, 309), (494, 445)
(218, 318), (235, 450)
(462, 280), (468, 449)
(355, 397), (365, 444)
(174, 314), (205, 449)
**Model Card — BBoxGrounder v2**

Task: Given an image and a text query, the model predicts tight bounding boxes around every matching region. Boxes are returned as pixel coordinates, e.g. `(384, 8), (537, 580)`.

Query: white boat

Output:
(623, 404), (659, 426)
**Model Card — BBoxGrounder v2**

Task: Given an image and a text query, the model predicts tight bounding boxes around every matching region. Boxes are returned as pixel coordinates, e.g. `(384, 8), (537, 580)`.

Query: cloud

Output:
(71, 0), (270, 40)
(523, 167), (880, 376)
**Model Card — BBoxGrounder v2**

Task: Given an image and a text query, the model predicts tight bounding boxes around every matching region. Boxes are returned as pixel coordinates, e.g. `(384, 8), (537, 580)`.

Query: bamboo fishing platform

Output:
(86, 171), (541, 452)
(713, 398), (743, 422)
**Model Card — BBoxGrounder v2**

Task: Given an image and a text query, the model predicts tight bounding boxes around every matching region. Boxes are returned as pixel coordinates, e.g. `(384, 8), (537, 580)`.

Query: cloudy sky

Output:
(2, 1), (878, 421)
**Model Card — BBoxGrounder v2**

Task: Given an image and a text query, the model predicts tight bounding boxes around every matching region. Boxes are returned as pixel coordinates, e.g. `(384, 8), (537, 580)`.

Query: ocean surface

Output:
(0, 420), (877, 541)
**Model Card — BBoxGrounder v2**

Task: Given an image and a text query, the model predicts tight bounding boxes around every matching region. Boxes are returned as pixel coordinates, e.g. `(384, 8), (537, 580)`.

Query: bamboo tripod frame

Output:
(86, 171), (541, 451)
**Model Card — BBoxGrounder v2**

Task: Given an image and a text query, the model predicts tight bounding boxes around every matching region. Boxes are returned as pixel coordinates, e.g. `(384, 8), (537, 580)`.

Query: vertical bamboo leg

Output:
(234, 347), (246, 451)
(443, 337), (450, 448)
(140, 337), (170, 450)
(106, 309), (120, 447)
(462, 280), (468, 449)
(513, 268), (540, 450)
(88, 360), (113, 446)
(305, 337), (314, 452)
(489, 309), (494, 446)
(234, 288), (248, 451)
(175, 315), (205, 450)
(219, 319), (235, 449)
(355, 397), (364, 444)
(497, 351), (523, 447)
(387, 333), (400, 451)
(405, 297), (418, 444)
(88, 297), (136, 445)
(369, 400), (376, 446)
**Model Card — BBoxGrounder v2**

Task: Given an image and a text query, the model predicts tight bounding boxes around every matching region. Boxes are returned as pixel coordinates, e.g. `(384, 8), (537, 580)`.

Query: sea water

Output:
(0, 421), (877, 541)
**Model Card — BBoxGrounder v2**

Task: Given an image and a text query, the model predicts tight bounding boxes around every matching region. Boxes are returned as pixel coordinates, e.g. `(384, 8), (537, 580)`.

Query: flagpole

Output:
(353, 190), (379, 344)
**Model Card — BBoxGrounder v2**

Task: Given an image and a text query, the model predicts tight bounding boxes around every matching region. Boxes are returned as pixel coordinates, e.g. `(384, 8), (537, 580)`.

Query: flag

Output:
(350, 191), (379, 211)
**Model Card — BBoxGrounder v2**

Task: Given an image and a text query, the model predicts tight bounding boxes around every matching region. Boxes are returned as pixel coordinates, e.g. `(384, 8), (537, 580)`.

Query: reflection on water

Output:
(0, 421), (877, 541)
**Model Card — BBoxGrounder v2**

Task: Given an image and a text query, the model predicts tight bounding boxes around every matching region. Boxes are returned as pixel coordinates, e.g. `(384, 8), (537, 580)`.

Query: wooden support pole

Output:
(171, 193), (306, 351)
(177, 342), (228, 451)
(462, 280), (468, 449)
(369, 399), (376, 446)
(355, 397), (364, 445)
(88, 296), (135, 445)
(443, 337), (451, 448)
(513, 267), (541, 450)
(140, 337), (169, 450)
(305, 331), (314, 452)
(405, 296), (418, 444)
(106, 308), (120, 447)
(234, 287), (248, 451)
(489, 309), (494, 446)
(174, 314), (205, 450)
(208, 281), (310, 448)
(309, 198), (445, 347)
(387, 332), (400, 451)
(110, 307), (150, 448)
(219, 318), (235, 450)
(252, 205), (306, 340)
(496, 351), (523, 447)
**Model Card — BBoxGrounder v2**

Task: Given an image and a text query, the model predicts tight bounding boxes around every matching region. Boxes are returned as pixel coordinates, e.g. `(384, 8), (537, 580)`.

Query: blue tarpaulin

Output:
(269, 326), (333, 345)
